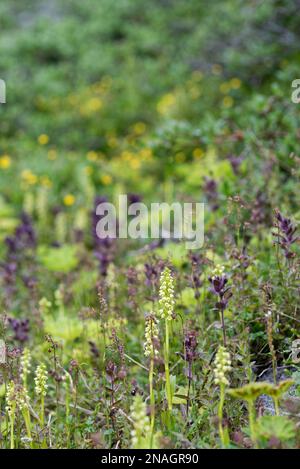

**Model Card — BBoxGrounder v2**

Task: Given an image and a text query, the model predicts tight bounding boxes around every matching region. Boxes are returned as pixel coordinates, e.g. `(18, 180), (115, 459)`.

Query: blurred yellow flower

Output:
(86, 151), (98, 162)
(121, 150), (134, 161)
(86, 97), (103, 112)
(193, 148), (204, 159)
(130, 158), (141, 170)
(38, 134), (49, 145)
(157, 93), (176, 115)
(222, 96), (234, 108)
(21, 169), (38, 185)
(101, 175), (112, 185)
(63, 194), (76, 206)
(139, 148), (153, 160)
(133, 122), (146, 135)
(0, 155), (11, 169)
(219, 82), (230, 94)
(230, 78), (241, 89)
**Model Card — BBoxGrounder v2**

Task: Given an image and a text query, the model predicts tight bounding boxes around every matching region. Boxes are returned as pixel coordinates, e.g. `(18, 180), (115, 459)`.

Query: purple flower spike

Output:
(273, 210), (298, 259)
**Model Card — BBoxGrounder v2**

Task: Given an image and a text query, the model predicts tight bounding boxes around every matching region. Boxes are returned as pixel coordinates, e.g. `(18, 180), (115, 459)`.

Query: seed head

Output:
(34, 363), (48, 397)
(214, 346), (231, 386)
(5, 381), (16, 417)
(16, 385), (30, 411)
(144, 314), (160, 357)
(20, 348), (31, 384)
(158, 267), (175, 321)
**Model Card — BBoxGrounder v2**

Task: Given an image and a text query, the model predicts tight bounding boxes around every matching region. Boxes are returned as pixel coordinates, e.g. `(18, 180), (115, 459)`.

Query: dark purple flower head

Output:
(144, 258), (166, 289)
(92, 195), (116, 276)
(126, 266), (139, 308)
(179, 329), (199, 382)
(88, 341), (100, 359)
(14, 213), (36, 250)
(8, 318), (30, 343)
(128, 193), (142, 205)
(209, 274), (228, 295)
(208, 266), (232, 310)
(184, 330), (198, 364)
(228, 154), (243, 175)
(188, 252), (203, 298)
(203, 177), (219, 211)
(105, 360), (118, 383)
(273, 210), (298, 258)
(250, 190), (270, 230)
(5, 213), (36, 258)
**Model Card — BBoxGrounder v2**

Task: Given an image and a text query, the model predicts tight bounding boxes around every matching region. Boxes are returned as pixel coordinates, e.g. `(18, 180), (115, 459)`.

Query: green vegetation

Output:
(0, 0), (299, 449)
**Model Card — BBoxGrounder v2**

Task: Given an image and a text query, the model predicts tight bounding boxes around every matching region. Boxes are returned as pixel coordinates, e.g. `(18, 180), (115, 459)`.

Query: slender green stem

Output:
(220, 309), (227, 346)
(149, 356), (155, 448)
(9, 413), (15, 449)
(247, 399), (257, 448)
(218, 384), (225, 447)
(23, 408), (33, 448)
(164, 320), (172, 412)
(40, 395), (45, 427)
(40, 395), (48, 448)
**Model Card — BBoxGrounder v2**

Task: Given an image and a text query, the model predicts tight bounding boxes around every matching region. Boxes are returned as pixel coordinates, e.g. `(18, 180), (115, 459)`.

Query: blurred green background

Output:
(0, 0), (299, 246)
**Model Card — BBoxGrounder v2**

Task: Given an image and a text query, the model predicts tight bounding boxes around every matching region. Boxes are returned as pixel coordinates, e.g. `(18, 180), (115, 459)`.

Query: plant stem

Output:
(273, 397), (280, 416)
(247, 399), (257, 447)
(23, 409), (33, 448)
(149, 356), (155, 448)
(9, 414), (15, 449)
(218, 383), (225, 447)
(40, 395), (45, 427)
(164, 320), (172, 412)
(220, 309), (227, 346)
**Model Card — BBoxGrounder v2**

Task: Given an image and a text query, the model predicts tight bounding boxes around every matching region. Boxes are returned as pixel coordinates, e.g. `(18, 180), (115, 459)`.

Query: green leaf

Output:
(172, 386), (189, 405)
(256, 416), (296, 444)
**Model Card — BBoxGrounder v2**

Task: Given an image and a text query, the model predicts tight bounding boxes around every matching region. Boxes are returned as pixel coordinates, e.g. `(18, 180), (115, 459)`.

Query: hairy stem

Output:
(164, 320), (172, 412)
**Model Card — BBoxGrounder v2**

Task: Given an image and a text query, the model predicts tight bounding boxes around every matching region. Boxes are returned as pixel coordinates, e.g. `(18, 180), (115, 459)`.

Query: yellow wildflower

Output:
(193, 148), (204, 159)
(157, 93), (176, 115)
(0, 155), (11, 169)
(63, 194), (75, 206)
(133, 122), (146, 135)
(86, 151), (98, 162)
(101, 175), (112, 185)
(38, 134), (49, 145)
(139, 148), (153, 160)
(219, 82), (231, 94)
(130, 158), (141, 170)
(222, 96), (234, 108)
(86, 97), (102, 112)
(21, 170), (38, 185)
(230, 78), (241, 89)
